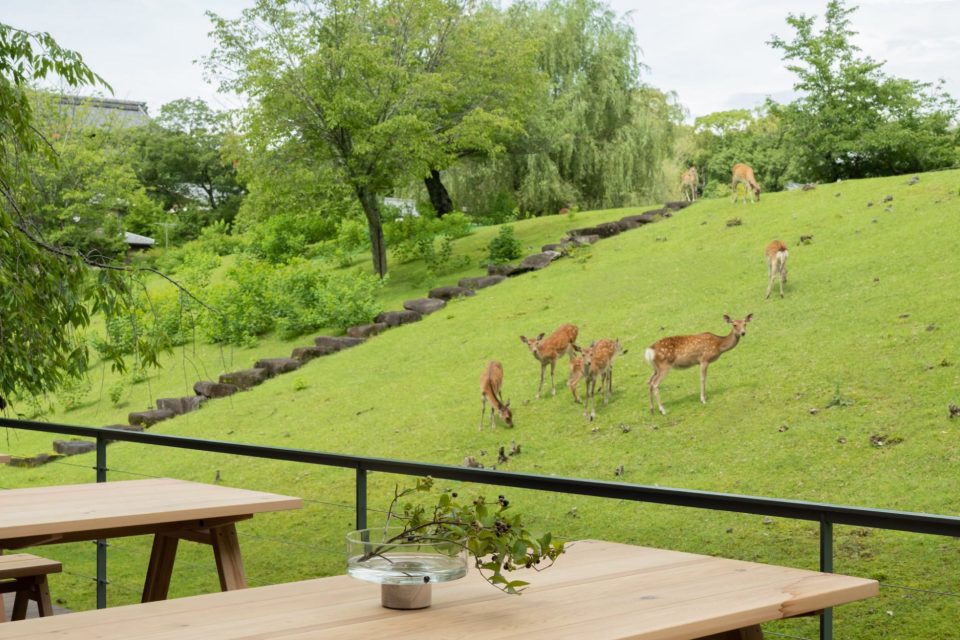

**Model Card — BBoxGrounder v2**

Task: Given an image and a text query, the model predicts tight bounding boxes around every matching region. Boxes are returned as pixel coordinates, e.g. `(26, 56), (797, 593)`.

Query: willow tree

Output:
(456, 0), (677, 216)
(207, 0), (540, 277)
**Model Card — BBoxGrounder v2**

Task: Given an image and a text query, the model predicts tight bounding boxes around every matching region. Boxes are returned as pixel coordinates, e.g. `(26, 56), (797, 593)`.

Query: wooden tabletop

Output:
(0, 539), (878, 639)
(0, 478), (302, 546)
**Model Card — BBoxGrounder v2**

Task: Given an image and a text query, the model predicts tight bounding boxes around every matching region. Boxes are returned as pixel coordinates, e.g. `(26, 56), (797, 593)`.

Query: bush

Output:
(273, 260), (383, 338)
(200, 259), (276, 344)
(385, 213), (472, 265)
(487, 225), (522, 264)
(199, 258), (383, 344)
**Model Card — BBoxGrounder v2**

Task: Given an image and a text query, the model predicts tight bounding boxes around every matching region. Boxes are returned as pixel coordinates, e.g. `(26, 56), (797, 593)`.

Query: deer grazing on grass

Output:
(765, 240), (789, 299)
(520, 323), (580, 398)
(645, 314), (753, 415)
(581, 339), (627, 421)
(680, 167), (699, 202)
(479, 360), (513, 431)
(731, 163), (760, 203)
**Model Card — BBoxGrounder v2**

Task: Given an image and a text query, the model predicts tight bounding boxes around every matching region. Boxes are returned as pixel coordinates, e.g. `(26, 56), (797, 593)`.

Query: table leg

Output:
(0, 593), (6, 623)
(210, 523), (247, 591)
(142, 534), (179, 602)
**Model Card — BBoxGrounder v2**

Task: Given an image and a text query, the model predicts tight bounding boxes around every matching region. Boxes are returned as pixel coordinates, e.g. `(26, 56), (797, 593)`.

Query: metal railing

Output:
(4, 416), (960, 639)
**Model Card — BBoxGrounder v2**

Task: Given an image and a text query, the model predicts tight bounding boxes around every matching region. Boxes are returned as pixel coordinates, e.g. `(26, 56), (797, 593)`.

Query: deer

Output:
(479, 360), (513, 431)
(765, 240), (789, 299)
(582, 339), (627, 421)
(680, 167), (699, 202)
(520, 323), (580, 398)
(645, 314), (753, 415)
(731, 163), (760, 203)
(567, 354), (586, 404)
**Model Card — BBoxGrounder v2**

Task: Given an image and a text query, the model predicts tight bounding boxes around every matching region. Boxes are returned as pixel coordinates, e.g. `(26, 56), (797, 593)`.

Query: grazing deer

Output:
(582, 339), (627, 421)
(765, 240), (789, 299)
(645, 314), (753, 415)
(731, 163), (760, 203)
(480, 361), (513, 431)
(520, 323), (580, 398)
(680, 167), (699, 202)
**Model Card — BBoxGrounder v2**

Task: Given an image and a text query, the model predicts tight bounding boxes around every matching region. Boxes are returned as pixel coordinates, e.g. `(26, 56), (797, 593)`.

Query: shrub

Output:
(195, 220), (242, 256)
(200, 259), (276, 344)
(487, 225), (523, 264)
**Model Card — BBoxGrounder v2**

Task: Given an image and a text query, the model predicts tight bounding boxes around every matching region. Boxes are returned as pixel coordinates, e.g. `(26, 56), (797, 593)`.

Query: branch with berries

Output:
(370, 477), (565, 594)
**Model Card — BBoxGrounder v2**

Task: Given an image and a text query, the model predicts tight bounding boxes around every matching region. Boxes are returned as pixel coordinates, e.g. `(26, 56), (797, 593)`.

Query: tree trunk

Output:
(424, 168), (453, 217)
(355, 186), (388, 278)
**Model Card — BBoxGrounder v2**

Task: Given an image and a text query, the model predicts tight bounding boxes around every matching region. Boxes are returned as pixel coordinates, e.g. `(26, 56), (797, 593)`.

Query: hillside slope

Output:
(2, 170), (959, 637)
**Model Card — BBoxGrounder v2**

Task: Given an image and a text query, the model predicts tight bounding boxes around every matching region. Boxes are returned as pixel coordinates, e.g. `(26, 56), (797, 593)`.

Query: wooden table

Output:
(0, 478), (301, 606)
(0, 539), (878, 639)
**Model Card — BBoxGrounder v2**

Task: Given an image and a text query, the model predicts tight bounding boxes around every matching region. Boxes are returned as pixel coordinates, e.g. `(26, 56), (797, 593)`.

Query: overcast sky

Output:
(4, 0), (958, 120)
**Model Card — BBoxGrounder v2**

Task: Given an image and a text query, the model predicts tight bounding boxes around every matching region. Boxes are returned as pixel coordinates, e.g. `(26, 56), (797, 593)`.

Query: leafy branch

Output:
(372, 477), (564, 595)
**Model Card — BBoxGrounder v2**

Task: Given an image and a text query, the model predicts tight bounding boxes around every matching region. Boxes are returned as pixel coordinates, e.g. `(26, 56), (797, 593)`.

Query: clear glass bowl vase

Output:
(346, 526), (468, 609)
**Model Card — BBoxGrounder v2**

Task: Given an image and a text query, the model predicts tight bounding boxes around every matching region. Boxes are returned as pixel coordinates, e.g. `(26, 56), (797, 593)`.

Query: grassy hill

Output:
(2, 170), (959, 637)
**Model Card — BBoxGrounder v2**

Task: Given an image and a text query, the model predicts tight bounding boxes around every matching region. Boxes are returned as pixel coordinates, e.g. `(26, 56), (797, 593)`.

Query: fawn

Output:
(645, 314), (752, 415)
(520, 323), (580, 398)
(479, 361), (513, 431)
(582, 339), (627, 421)
(765, 240), (789, 298)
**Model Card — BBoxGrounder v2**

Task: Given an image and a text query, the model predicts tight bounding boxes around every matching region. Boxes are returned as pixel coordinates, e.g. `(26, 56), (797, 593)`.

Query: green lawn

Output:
(2, 171), (958, 638)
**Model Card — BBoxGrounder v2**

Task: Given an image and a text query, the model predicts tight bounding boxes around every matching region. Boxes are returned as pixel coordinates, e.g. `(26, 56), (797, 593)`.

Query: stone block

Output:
(346, 323), (388, 339)
(156, 396), (205, 415)
(194, 381), (239, 398)
(458, 275), (506, 290)
(128, 409), (176, 427)
(219, 368), (269, 390)
(403, 298), (446, 315)
(254, 358), (302, 376)
(428, 286), (476, 301)
(53, 440), (97, 456)
(313, 336), (364, 354)
(375, 310), (422, 327)
(291, 346), (325, 362)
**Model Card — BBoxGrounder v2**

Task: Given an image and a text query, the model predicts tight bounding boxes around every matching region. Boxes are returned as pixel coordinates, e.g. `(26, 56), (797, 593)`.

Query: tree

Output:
(446, 0), (678, 216)
(19, 92), (165, 255)
(206, 0), (539, 278)
(768, 0), (958, 182)
(128, 99), (245, 240)
(0, 23), (185, 400)
(692, 107), (794, 196)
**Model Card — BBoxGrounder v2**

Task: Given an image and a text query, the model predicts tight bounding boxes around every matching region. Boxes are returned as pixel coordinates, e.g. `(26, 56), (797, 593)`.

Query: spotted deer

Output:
(731, 163), (760, 203)
(582, 339), (627, 421)
(645, 314), (753, 415)
(765, 240), (789, 299)
(520, 323), (580, 398)
(680, 167), (699, 202)
(479, 360), (513, 431)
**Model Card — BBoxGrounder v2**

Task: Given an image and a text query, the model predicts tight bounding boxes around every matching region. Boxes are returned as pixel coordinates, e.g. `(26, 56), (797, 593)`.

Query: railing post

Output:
(356, 467), (367, 531)
(820, 516), (834, 640)
(95, 436), (108, 609)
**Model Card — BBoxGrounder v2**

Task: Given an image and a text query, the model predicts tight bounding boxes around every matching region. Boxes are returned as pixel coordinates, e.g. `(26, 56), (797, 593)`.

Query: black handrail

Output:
(4, 416), (960, 640)
(5, 418), (956, 536)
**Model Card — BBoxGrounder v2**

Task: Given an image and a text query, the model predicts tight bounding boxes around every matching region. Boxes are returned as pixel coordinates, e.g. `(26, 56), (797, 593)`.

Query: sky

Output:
(4, 0), (959, 121)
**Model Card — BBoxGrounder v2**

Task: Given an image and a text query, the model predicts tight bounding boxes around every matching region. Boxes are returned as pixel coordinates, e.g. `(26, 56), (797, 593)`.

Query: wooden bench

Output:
(0, 554), (61, 622)
(0, 454), (10, 465)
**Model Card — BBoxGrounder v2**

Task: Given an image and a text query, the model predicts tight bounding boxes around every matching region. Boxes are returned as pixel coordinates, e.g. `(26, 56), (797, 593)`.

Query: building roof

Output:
(124, 231), (156, 247)
(58, 95), (150, 128)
